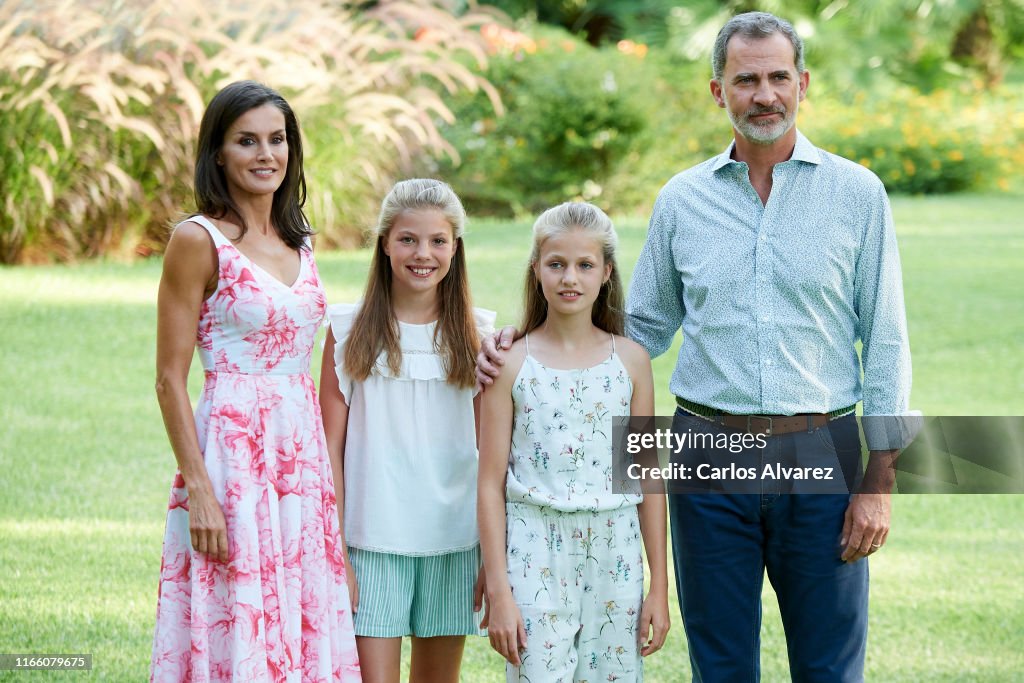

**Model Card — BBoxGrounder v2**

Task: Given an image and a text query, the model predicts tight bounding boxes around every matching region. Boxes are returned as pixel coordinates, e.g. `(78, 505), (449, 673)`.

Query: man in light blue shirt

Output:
(624, 11), (910, 682)
(627, 133), (910, 426)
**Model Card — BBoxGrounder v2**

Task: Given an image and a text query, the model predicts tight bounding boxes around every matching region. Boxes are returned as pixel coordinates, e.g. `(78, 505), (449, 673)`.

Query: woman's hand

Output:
(486, 589), (527, 666)
(188, 488), (229, 563)
(638, 585), (670, 656)
(474, 563), (487, 627)
(344, 550), (359, 613)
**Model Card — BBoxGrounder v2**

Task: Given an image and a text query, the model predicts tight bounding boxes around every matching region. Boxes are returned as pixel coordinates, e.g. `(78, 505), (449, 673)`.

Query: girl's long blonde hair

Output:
(344, 179), (478, 389)
(519, 201), (624, 338)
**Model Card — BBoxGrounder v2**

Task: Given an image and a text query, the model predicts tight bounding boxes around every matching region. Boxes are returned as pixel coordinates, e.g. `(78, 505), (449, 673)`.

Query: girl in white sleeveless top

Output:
(320, 179), (492, 682)
(479, 202), (670, 682)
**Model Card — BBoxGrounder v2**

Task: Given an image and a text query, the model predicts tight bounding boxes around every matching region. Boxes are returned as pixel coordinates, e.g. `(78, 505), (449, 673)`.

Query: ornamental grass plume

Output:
(0, 0), (502, 263)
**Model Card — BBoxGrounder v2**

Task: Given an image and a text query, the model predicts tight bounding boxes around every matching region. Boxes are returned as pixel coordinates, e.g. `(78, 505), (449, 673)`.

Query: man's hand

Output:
(840, 492), (890, 562)
(841, 448), (898, 562)
(475, 326), (517, 387)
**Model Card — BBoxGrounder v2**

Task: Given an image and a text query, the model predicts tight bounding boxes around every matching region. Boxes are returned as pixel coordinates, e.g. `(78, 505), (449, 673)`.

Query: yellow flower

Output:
(616, 40), (647, 58)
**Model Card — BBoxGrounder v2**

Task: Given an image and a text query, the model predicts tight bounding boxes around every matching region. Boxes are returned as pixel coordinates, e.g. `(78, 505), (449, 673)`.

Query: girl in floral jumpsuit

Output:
(479, 202), (670, 682)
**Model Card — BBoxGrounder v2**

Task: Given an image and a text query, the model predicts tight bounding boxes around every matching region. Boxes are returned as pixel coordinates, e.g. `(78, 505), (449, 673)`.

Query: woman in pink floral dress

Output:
(151, 81), (361, 682)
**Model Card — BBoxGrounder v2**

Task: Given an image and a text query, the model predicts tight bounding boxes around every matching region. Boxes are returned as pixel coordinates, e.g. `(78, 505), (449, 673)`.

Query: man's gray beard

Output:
(729, 108), (797, 145)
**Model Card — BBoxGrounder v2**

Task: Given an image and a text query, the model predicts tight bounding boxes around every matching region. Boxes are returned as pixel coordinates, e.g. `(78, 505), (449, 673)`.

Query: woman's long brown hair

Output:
(344, 179), (478, 388)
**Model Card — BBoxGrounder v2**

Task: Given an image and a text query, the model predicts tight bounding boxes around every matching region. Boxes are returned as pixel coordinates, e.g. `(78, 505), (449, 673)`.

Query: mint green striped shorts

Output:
(348, 545), (485, 638)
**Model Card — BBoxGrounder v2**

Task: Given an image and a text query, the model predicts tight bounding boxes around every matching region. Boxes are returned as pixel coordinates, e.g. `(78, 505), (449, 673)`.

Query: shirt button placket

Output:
(753, 203), (772, 413)
(763, 168), (790, 413)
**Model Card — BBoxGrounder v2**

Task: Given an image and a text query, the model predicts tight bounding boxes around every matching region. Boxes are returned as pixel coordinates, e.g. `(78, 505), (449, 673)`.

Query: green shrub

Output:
(428, 26), (656, 216)
(803, 85), (1024, 195)
(598, 54), (727, 214)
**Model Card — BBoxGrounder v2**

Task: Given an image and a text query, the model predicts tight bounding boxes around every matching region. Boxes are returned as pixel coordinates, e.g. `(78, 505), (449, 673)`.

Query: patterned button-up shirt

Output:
(625, 131), (911, 450)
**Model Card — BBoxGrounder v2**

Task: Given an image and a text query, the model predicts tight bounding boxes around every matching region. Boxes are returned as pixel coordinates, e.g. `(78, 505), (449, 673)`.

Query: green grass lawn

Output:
(1, 194), (1022, 681)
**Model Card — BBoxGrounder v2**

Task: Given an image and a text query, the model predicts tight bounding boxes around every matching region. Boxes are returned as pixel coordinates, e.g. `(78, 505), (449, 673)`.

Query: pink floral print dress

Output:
(150, 216), (361, 682)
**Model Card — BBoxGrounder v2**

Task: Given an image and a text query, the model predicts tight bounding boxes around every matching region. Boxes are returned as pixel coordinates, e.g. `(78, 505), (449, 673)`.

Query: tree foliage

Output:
(425, 25), (652, 215)
(484, 0), (1024, 91)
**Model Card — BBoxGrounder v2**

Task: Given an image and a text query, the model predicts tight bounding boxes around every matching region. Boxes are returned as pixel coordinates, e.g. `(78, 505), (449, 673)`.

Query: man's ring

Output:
(870, 543), (881, 548)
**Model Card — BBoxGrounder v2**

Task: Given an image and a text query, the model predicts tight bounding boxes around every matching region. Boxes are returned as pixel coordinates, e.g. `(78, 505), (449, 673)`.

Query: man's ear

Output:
(710, 79), (726, 109)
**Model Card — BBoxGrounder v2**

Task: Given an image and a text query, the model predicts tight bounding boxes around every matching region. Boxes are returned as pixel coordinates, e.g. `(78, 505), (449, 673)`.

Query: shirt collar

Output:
(711, 129), (822, 172)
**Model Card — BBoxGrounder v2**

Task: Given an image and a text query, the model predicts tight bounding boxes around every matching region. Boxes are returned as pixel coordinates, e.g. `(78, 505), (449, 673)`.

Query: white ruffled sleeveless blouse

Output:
(328, 303), (496, 555)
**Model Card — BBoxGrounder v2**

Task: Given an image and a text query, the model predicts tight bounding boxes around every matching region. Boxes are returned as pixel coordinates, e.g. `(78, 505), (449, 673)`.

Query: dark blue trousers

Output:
(669, 411), (869, 682)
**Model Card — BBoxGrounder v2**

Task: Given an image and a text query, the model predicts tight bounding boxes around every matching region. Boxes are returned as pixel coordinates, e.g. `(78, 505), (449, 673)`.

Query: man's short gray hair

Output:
(711, 12), (805, 82)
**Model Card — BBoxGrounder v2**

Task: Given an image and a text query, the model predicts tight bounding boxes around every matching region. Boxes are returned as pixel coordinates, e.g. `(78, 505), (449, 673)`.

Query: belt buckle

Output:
(746, 415), (773, 436)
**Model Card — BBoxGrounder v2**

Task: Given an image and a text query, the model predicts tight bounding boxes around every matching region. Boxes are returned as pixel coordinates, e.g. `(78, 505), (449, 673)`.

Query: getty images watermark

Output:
(612, 415), (1024, 495)
(624, 426), (834, 484)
